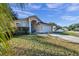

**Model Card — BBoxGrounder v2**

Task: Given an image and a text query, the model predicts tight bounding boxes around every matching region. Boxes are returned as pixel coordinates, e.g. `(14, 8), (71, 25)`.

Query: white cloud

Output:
(13, 9), (34, 15)
(67, 3), (79, 12)
(13, 9), (35, 18)
(61, 16), (79, 21)
(46, 3), (63, 8)
(28, 4), (42, 9)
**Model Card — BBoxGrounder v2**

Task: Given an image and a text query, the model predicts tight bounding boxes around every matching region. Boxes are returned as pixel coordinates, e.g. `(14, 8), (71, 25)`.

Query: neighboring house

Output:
(74, 28), (79, 31)
(56, 29), (64, 32)
(14, 16), (54, 34)
(52, 26), (57, 32)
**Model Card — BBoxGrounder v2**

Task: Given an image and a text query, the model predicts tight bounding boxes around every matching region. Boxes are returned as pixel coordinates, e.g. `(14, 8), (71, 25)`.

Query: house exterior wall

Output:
(14, 16), (54, 33)
(36, 23), (52, 33)
(15, 21), (29, 27)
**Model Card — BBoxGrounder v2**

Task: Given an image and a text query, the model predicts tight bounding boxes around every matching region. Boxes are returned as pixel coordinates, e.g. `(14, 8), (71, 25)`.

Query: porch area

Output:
(14, 18), (37, 35)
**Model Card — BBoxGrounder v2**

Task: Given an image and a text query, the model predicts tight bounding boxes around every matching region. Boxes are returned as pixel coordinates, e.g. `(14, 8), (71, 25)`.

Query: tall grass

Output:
(9, 35), (79, 56)
(0, 3), (15, 55)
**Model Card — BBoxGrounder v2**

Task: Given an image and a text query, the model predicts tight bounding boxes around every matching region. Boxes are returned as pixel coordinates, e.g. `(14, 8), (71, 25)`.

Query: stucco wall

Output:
(15, 18), (52, 33)
(16, 21), (29, 27)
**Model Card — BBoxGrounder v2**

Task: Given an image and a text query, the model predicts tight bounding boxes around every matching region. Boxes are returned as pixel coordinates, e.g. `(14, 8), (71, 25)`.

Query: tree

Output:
(48, 22), (62, 31)
(48, 23), (57, 26)
(68, 23), (79, 31)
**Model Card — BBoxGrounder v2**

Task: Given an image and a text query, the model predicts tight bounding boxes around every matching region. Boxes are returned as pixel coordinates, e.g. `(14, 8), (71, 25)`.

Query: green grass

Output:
(61, 31), (79, 37)
(6, 35), (79, 56)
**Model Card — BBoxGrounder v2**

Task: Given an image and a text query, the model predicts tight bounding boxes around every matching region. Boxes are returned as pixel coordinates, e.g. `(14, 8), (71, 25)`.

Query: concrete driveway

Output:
(50, 34), (79, 43)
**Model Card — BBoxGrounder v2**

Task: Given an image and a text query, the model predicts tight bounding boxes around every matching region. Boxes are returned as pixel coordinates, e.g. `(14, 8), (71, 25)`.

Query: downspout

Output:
(29, 18), (32, 34)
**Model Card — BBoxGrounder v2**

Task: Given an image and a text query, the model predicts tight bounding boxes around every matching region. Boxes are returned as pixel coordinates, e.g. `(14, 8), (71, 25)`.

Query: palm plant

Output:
(0, 3), (15, 55)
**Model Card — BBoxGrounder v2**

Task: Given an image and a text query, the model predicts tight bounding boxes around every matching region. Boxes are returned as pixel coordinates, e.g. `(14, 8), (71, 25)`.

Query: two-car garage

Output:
(36, 22), (52, 33)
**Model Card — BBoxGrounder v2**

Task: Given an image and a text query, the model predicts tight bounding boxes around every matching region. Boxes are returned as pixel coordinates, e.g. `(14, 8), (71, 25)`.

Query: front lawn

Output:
(60, 31), (79, 37)
(5, 35), (79, 56)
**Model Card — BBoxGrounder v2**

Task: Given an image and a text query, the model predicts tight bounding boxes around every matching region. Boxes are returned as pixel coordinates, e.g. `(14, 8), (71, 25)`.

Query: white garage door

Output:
(36, 24), (51, 33)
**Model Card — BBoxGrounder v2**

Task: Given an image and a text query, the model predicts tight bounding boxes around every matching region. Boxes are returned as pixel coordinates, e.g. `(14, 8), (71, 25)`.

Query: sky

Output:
(9, 3), (79, 26)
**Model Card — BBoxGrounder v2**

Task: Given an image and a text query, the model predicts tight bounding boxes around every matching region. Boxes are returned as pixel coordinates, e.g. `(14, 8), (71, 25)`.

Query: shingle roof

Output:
(26, 16), (50, 24)
(15, 15), (50, 25)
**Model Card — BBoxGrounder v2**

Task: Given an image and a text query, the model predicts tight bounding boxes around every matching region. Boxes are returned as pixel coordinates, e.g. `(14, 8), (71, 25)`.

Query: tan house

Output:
(14, 16), (54, 34)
